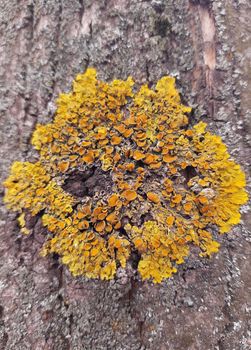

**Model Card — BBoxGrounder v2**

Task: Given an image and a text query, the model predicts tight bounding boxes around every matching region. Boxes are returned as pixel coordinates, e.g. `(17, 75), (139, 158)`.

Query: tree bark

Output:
(0, 1), (250, 349)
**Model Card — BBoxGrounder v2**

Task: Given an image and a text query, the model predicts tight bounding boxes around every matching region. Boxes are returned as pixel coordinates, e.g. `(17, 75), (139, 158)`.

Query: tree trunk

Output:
(0, 1), (250, 349)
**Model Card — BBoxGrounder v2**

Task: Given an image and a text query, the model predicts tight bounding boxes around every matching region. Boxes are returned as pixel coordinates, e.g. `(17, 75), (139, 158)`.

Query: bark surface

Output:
(0, 1), (250, 349)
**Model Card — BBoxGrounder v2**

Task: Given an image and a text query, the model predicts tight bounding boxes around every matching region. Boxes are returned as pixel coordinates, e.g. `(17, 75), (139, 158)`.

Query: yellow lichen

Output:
(3, 68), (248, 283)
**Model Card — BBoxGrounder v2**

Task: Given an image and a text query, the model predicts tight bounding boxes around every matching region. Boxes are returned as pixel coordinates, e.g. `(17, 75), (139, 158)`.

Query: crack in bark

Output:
(46, 0), (63, 111)
(78, 0), (85, 26)
(189, 0), (216, 119)
(198, 5), (216, 95)
(122, 278), (146, 348)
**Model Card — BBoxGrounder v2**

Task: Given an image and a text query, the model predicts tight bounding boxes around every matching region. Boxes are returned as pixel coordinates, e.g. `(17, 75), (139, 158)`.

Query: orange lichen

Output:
(121, 190), (138, 202)
(108, 194), (120, 207)
(3, 68), (248, 283)
(147, 192), (161, 204)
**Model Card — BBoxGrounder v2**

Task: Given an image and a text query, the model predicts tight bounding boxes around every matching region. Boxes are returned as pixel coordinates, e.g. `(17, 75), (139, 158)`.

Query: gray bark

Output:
(0, 0), (250, 349)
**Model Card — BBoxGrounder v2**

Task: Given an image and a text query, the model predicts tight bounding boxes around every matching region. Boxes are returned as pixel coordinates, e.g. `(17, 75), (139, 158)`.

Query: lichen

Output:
(3, 68), (248, 283)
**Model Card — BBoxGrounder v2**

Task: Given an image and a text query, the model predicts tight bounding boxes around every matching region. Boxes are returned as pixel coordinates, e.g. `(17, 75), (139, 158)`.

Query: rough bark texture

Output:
(0, 1), (250, 349)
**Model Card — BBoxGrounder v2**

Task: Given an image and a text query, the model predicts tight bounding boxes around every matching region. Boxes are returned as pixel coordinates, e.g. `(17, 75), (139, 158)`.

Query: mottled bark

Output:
(0, 1), (250, 349)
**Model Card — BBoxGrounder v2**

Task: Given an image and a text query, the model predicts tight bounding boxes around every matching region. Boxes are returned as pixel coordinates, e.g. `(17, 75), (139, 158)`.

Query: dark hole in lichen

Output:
(62, 168), (94, 197)
(183, 166), (198, 182)
(139, 190), (148, 200)
(62, 167), (113, 198)
(134, 160), (145, 168)
(140, 212), (154, 225)
(179, 212), (192, 220)
(52, 252), (60, 262)
(131, 251), (141, 269)
(114, 248), (121, 268)
(118, 226), (130, 239)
